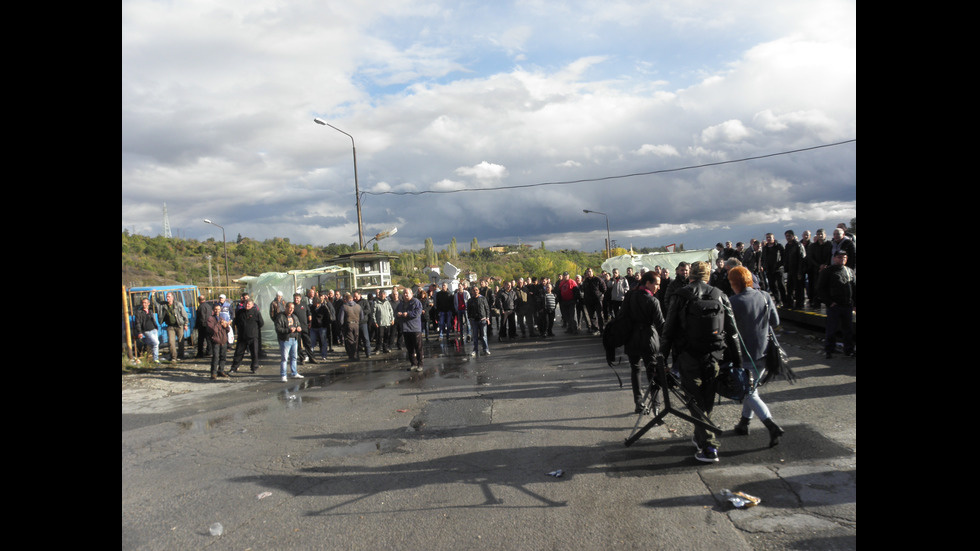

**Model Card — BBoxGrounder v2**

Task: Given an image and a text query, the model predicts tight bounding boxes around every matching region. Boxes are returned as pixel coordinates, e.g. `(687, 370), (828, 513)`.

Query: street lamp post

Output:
(583, 209), (611, 259)
(364, 227), (398, 249)
(203, 219), (230, 287)
(314, 117), (364, 250)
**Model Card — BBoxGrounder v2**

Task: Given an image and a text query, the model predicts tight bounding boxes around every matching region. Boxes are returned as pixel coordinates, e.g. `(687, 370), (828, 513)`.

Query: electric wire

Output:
(361, 139), (855, 197)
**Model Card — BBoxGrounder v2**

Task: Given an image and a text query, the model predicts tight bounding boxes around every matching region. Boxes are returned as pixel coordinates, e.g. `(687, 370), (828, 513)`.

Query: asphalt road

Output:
(122, 321), (855, 550)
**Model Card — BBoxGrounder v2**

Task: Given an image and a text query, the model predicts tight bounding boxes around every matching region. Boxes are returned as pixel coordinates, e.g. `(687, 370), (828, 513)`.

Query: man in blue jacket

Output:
(396, 288), (424, 371)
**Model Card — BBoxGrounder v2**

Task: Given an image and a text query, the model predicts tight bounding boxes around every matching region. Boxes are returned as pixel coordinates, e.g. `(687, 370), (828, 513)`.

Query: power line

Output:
(362, 139), (855, 197)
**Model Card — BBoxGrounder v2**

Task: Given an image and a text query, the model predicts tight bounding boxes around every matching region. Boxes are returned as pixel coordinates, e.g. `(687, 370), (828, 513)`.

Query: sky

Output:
(122, 0), (856, 256)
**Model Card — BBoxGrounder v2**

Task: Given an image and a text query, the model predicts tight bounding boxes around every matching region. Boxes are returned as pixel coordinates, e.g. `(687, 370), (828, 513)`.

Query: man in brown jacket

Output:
(206, 303), (231, 379)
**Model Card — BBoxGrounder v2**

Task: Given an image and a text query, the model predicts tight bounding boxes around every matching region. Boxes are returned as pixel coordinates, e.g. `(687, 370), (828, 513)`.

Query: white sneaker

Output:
(281, 376), (288, 382)
(470, 351), (477, 357)
(292, 373), (304, 379)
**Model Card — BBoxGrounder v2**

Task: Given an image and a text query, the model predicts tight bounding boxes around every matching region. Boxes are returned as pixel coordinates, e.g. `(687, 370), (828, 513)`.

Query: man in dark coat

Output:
(339, 293), (363, 361)
(662, 261), (742, 463)
(582, 268), (607, 335)
(625, 271), (666, 415)
(230, 298), (264, 373)
(783, 230), (807, 309)
(292, 293), (316, 364)
(195, 295), (213, 358)
(761, 233), (786, 305)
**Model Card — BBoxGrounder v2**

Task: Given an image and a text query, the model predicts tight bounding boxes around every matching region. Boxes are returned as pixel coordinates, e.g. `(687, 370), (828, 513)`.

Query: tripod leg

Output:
(625, 384), (667, 446)
(625, 361), (723, 447)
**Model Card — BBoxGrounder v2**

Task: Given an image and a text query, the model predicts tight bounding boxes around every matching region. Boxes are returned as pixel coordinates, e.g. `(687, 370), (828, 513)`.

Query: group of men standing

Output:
(720, 223), (855, 310)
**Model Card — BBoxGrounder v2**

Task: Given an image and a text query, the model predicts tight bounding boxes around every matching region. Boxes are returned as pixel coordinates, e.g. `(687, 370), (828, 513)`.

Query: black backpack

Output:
(681, 286), (726, 354)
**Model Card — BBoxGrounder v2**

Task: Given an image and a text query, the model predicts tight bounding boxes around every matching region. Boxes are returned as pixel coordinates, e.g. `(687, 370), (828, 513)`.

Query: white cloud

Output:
(634, 144), (680, 157)
(700, 120), (754, 146)
(122, 0), (856, 253)
(455, 161), (509, 183)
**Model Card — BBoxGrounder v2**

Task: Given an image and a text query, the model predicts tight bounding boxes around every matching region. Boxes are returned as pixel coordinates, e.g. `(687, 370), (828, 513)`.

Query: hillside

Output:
(121, 231), (671, 289)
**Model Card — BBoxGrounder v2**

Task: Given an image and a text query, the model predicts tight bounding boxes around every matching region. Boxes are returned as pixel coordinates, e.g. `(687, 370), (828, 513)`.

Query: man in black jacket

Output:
(292, 293), (316, 364)
(783, 230), (807, 309)
(495, 281), (518, 340)
(435, 283), (454, 339)
(806, 229), (832, 307)
(626, 271), (666, 415)
(761, 233), (786, 305)
(353, 291), (373, 358)
(581, 268), (606, 335)
(467, 286), (492, 356)
(195, 295), (213, 358)
(818, 250), (856, 359)
(662, 261), (742, 463)
(230, 298), (264, 373)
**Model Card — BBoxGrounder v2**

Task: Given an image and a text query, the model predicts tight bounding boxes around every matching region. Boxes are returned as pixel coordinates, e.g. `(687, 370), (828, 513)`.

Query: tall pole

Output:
(583, 209), (611, 259)
(204, 219), (230, 287)
(314, 118), (364, 249)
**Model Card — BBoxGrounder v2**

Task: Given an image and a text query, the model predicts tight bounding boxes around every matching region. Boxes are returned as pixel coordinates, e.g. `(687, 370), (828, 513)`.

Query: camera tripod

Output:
(624, 359), (723, 447)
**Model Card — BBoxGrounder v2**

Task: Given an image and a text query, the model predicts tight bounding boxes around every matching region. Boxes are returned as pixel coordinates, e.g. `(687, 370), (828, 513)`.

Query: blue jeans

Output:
(472, 319), (489, 353)
(279, 338), (298, 377)
(141, 329), (160, 361)
(741, 388), (772, 421)
(358, 323), (372, 356)
(438, 311), (453, 336)
(456, 310), (470, 338)
(312, 328), (329, 358)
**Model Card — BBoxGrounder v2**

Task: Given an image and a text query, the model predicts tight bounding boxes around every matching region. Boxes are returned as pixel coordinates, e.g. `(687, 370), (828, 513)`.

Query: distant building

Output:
(321, 251), (399, 295)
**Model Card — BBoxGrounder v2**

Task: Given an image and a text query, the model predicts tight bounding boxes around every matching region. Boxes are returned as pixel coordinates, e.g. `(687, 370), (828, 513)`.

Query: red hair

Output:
(728, 266), (753, 292)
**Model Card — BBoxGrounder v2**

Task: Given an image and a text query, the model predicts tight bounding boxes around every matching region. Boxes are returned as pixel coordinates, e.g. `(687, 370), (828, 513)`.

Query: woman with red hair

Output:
(727, 266), (786, 447)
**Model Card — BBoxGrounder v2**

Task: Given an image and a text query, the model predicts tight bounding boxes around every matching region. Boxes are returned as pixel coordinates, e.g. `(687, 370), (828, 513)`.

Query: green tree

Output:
(471, 238), (479, 252)
(449, 237), (458, 260)
(424, 238), (436, 267)
(524, 255), (554, 277)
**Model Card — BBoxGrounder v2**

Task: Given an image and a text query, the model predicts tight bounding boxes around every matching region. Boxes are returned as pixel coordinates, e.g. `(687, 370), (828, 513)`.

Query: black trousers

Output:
(196, 327), (212, 356)
(299, 329), (315, 359)
(375, 325), (391, 351)
(628, 353), (662, 411)
(404, 331), (423, 366)
(210, 342), (228, 376)
(230, 337), (259, 370)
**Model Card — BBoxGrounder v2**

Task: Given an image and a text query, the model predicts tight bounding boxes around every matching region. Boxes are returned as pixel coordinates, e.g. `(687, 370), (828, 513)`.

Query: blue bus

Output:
(126, 285), (202, 350)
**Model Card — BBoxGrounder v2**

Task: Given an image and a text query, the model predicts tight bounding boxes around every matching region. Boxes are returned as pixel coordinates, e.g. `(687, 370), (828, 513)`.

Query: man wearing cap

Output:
(217, 294), (233, 321)
(817, 250), (856, 359)
(269, 291), (287, 320)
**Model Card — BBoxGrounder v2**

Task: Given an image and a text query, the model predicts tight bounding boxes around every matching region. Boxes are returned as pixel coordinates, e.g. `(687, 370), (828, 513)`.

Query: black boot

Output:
(734, 416), (751, 435)
(763, 418), (785, 447)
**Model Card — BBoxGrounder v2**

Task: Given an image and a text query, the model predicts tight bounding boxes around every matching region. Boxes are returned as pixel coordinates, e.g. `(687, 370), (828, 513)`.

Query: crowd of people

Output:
(131, 224), (855, 462)
(133, 224), (855, 420)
